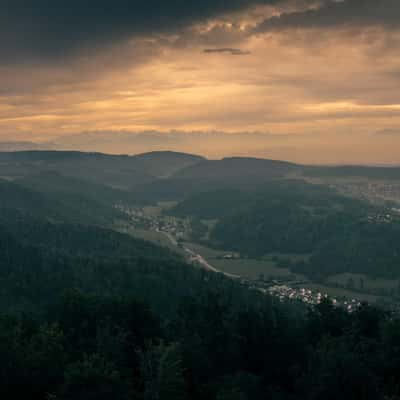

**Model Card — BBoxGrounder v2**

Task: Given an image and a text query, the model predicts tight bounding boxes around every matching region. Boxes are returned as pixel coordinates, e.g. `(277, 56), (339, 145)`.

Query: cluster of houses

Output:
(157, 219), (189, 240)
(116, 203), (365, 313)
(333, 181), (400, 205)
(115, 204), (189, 240)
(367, 213), (393, 224)
(257, 284), (361, 312)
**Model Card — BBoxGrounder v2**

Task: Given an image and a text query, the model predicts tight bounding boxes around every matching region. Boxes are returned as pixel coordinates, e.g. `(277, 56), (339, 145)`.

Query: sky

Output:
(1, 0), (400, 164)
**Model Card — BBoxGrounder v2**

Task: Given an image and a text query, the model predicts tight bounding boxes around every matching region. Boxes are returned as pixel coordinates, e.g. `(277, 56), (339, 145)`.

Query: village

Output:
(259, 283), (361, 312)
(115, 203), (190, 240)
(331, 181), (400, 206)
(116, 203), (367, 312)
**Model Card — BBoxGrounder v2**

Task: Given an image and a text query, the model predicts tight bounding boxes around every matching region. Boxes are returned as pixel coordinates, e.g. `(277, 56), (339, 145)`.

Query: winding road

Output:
(159, 230), (241, 279)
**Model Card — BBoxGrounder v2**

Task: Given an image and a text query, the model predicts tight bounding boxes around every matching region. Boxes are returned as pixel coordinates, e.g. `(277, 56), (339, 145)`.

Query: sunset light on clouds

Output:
(1, 0), (400, 163)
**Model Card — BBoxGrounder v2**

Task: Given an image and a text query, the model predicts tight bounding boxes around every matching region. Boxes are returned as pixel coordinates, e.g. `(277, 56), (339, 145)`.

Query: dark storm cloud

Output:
(0, 0), (284, 62)
(255, 0), (400, 33)
(203, 48), (251, 55)
(6, 0), (397, 63)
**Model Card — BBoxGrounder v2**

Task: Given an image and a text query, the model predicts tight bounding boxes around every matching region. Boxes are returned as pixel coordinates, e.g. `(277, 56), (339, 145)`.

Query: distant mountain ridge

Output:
(0, 141), (52, 151)
(1, 150), (400, 196)
(0, 150), (205, 184)
(131, 151), (205, 178)
(174, 156), (299, 183)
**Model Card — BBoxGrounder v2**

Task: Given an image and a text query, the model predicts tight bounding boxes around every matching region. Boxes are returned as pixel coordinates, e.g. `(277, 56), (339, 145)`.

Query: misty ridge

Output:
(0, 131), (290, 158)
(2, 129), (400, 166)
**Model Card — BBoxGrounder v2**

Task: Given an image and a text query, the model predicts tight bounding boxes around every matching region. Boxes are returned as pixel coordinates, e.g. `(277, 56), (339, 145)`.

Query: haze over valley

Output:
(1, 149), (400, 305)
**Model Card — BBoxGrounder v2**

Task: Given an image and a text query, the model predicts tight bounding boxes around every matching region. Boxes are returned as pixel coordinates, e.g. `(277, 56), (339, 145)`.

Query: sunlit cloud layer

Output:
(1, 0), (400, 163)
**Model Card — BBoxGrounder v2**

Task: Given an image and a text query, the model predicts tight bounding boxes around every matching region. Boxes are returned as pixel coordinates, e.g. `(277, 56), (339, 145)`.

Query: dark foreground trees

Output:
(1, 291), (400, 400)
(1, 209), (400, 399)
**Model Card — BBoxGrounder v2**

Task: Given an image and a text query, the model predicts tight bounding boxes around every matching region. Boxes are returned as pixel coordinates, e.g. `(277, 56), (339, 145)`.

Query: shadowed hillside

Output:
(0, 150), (204, 189)
(174, 157), (300, 182)
(0, 179), (123, 225)
(132, 151), (205, 178)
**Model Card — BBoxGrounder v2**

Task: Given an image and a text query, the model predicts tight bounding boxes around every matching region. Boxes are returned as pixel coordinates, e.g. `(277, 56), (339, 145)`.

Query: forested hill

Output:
(304, 165), (400, 180)
(0, 150), (204, 188)
(0, 178), (124, 225)
(2, 212), (400, 399)
(131, 151), (205, 177)
(168, 180), (400, 279)
(2, 150), (400, 186)
(2, 150), (400, 205)
(173, 157), (299, 182)
(0, 211), (246, 317)
(2, 152), (400, 398)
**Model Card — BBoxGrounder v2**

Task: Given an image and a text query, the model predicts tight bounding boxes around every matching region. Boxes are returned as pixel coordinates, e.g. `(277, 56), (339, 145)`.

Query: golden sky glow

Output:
(1, 1), (400, 164)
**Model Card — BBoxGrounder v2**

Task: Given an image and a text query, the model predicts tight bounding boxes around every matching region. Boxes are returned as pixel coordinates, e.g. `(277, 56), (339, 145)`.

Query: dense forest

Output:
(2, 213), (400, 399)
(303, 165), (400, 181)
(0, 178), (125, 226)
(169, 180), (400, 279)
(2, 246), (400, 399)
(2, 151), (400, 398)
(0, 210), (239, 317)
(0, 200), (399, 399)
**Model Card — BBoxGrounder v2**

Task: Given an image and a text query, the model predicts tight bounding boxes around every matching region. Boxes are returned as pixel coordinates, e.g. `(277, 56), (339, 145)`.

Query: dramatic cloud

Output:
(203, 48), (251, 55)
(3, 0), (399, 62)
(255, 0), (400, 33)
(0, 0), (285, 62)
(1, 0), (400, 164)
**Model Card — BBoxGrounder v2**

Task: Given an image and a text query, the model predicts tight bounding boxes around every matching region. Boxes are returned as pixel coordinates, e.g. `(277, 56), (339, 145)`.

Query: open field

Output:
(143, 202), (178, 216)
(116, 225), (183, 253)
(211, 259), (298, 279)
(142, 206), (162, 217)
(184, 243), (239, 259)
(185, 243), (306, 279)
(111, 232), (396, 303)
(185, 243), (392, 303)
(262, 253), (311, 263)
(327, 273), (399, 291)
(158, 201), (178, 209)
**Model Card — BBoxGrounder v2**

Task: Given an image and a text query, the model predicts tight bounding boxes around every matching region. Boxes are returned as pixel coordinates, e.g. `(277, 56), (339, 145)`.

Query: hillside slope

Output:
(0, 179), (123, 225)
(173, 157), (300, 183)
(132, 151), (205, 178)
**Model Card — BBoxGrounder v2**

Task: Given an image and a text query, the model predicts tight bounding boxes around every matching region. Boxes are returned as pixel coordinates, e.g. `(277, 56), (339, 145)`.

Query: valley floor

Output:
(114, 205), (396, 311)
